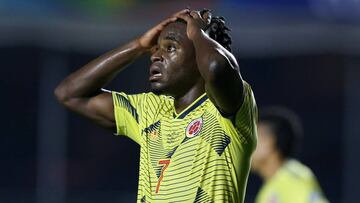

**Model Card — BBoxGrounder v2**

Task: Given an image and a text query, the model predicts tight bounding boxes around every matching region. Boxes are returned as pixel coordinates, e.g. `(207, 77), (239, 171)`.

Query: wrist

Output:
(133, 39), (150, 55)
(189, 28), (205, 41)
(189, 29), (207, 44)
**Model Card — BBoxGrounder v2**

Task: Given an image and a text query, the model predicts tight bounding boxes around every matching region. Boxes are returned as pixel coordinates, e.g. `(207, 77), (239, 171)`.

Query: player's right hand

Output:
(138, 9), (190, 50)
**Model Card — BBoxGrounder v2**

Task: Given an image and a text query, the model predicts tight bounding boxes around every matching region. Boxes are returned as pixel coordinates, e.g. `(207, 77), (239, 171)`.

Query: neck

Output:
(258, 151), (285, 181)
(173, 80), (205, 114)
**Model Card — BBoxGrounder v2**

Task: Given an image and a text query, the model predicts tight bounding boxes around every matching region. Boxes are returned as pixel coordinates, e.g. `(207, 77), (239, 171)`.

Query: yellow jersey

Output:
(255, 159), (329, 203)
(112, 82), (257, 203)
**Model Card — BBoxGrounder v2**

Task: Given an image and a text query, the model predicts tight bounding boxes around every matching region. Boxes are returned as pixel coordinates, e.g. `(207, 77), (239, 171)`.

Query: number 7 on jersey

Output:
(155, 159), (170, 193)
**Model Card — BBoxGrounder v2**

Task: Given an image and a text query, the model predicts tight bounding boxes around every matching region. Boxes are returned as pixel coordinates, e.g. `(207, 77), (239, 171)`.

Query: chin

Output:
(150, 83), (164, 95)
(150, 84), (175, 97)
(150, 80), (179, 97)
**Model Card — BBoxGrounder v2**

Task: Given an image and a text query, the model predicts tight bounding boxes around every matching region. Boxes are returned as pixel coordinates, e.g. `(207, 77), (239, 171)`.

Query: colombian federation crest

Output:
(186, 117), (203, 138)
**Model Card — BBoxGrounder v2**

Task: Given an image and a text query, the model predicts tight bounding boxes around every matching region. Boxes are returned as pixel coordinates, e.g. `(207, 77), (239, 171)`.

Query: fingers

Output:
(159, 9), (190, 27)
(202, 10), (212, 25)
(189, 10), (202, 20)
(186, 10), (212, 25)
(164, 16), (178, 24)
(170, 8), (212, 23)
(157, 16), (177, 29)
(175, 12), (193, 23)
(172, 9), (190, 17)
(170, 9), (213, 30)
(158, 9), (190, 28)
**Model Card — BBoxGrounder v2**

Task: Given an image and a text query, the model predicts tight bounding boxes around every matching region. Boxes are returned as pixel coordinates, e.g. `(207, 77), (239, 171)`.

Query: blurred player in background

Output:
(55, 8), (257, 202)
(251, 107), (328, 203)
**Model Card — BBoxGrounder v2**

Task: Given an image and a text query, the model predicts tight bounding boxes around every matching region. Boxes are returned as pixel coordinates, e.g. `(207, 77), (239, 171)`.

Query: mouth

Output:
(149, 63), (163, 82)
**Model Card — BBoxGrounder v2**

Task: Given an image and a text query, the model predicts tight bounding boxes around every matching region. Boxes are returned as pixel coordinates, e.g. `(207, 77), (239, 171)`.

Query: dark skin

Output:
(54, 9), (244, 132)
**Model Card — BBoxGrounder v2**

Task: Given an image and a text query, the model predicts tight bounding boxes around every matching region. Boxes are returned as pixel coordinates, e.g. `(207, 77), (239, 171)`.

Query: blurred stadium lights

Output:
(0, 0), (359, 55)
(310, 0), (360, 21)
(223, 0), (310, 6)
(1, 0), (358, 18)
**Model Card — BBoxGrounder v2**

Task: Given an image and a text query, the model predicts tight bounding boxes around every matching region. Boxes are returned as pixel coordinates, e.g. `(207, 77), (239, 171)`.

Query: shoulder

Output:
(205, 81), (256, 117)
(117, 92), (174, 116)
(111, 91), (168, 104)
(283, 159), (316, 181)
(269, 160), (326, 202)
(273, 159), (320, 191)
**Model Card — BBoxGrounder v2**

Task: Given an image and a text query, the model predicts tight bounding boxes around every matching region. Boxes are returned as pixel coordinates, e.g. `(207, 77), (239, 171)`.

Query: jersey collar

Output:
(173, 93), (208, 119)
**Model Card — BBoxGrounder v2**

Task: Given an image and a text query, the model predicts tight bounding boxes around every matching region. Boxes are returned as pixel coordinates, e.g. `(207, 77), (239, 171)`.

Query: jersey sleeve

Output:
(112, 91), (146, 144)
(233, 81), (258, 151)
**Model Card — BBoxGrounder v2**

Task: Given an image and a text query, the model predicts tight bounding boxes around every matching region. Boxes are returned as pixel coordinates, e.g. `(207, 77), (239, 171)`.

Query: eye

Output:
(167, 45), (176, 52)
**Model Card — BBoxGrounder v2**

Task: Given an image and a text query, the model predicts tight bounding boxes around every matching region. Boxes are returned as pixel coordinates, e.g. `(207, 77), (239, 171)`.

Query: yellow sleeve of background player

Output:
(112, 92), (146, 145)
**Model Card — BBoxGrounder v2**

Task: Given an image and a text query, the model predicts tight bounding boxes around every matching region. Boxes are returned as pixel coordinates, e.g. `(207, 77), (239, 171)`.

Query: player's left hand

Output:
(175, 9), (212, 40)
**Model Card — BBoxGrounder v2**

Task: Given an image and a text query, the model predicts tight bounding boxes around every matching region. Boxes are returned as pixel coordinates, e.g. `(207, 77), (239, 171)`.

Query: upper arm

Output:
(59, 91), (115, 131)
(204, 48), (244, 116)
(232, 82), (258, 152)
(112, 92), (145, 144)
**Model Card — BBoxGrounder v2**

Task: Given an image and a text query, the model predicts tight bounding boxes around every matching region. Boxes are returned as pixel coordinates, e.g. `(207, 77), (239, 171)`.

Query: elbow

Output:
(54, 84), (70, 105)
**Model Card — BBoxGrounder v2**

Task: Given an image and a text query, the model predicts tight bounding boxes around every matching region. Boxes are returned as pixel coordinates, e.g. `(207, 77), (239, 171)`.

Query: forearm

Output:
(55, 39), (147, 101)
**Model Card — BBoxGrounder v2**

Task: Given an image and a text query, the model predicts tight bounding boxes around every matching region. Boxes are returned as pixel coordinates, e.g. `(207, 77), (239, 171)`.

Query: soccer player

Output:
(55, 9), (257, 203)
(251, 107), (328, 203)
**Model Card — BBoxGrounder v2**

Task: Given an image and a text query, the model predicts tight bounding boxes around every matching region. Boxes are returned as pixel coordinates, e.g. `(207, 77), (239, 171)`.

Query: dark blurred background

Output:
(1, 0), (359, 202)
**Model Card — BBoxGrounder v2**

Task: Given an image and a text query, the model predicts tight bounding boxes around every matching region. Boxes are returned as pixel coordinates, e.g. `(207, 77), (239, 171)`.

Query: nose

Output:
(151, 47), (163, 63)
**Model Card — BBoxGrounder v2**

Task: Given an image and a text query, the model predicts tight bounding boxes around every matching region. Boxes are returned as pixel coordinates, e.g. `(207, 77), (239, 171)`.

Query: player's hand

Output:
(138, 9), (190, 50)
(175, 9), (212, 40)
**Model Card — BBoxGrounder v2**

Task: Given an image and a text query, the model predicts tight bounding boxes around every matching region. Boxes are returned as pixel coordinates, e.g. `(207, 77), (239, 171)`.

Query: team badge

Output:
(186, 117), (203, 138)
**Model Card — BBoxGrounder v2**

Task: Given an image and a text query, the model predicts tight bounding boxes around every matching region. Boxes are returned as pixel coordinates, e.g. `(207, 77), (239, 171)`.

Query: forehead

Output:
(159, 22), (188, 43)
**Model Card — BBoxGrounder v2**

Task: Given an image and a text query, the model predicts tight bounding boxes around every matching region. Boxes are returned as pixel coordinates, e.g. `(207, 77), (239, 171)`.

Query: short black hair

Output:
(259, 106), (303, 158)
(175, 9), (232, 52)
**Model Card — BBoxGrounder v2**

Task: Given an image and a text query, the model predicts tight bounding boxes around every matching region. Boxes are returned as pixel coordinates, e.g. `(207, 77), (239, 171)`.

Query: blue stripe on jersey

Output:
(116, 94), (139, 123)
(177, 95), (208, 119)
(143, 121), (160, 133)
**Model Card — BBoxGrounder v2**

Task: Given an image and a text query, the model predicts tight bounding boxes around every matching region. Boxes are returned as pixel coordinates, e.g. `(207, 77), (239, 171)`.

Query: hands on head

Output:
(138, 9), (212, 51)
(174, 9), (212, 40)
